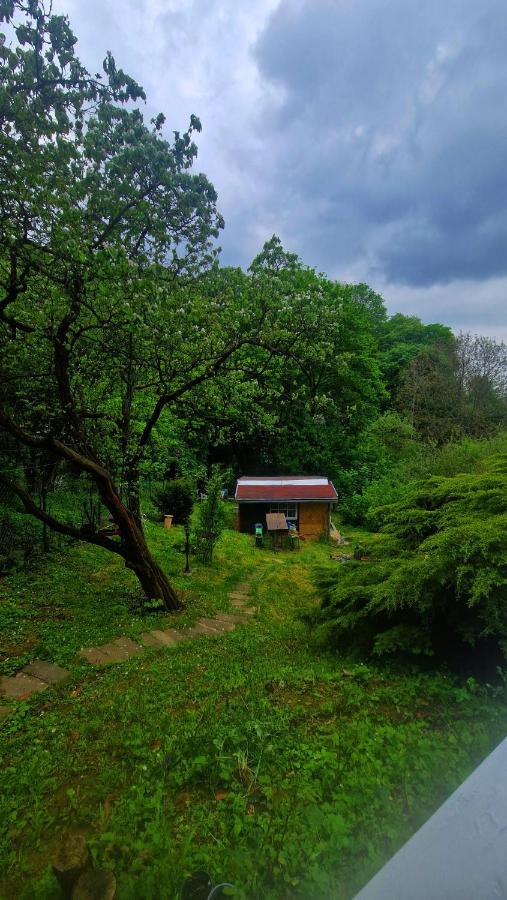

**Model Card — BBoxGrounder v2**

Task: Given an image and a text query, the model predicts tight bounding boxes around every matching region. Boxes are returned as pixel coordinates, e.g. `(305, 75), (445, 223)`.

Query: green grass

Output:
(0, 514), (257, 675)
(1, 519), (507, 898)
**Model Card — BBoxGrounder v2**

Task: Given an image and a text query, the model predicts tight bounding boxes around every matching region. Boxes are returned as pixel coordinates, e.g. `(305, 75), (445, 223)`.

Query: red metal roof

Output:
(235, 477), (338, 502)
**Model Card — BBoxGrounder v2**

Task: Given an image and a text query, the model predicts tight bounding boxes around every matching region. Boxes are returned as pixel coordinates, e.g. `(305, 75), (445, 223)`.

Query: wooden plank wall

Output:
(298, 503), (329, 539)
(238, 502), (330, 539)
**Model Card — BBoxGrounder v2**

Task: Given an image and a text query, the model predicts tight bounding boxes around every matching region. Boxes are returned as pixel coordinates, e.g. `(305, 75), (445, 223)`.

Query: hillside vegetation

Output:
(318, 436), (507, 668)
(2, 525), (507, 899)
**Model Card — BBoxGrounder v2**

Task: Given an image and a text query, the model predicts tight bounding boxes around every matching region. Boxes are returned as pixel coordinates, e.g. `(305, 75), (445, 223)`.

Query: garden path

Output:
(0, 578), (256, 714)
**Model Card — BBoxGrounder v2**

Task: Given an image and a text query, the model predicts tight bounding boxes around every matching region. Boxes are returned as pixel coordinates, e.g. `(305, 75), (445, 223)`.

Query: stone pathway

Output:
(80, 577), (255, 664)
(0, 660), (70, 701)
(0, 577), (256, 716)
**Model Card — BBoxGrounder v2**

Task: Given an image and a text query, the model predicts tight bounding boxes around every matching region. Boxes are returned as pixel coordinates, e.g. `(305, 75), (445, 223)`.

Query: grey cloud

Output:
(384, 277), (507, 341)
(255, 0), (507, 289)
(48, 0), (507, 334)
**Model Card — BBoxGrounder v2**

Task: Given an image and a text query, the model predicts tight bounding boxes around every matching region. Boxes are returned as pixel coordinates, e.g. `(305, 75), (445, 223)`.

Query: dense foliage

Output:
(154, 478), (194, 525)
(317, 446), (507, 666)
(1, 3), (507, 897)
(0, 3), (383, 604)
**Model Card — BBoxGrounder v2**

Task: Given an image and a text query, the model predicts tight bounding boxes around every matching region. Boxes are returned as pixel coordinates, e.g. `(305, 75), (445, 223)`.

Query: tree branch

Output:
(134, 339), (248, 455)
(0, 407), (112, 486)
(0, 473), (126, 557)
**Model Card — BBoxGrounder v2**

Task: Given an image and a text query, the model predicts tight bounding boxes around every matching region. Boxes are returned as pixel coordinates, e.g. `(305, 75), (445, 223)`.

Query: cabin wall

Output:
(237, 501), (330, 540)
(298, 502), (329, 540)
(237, 503), (269, 534)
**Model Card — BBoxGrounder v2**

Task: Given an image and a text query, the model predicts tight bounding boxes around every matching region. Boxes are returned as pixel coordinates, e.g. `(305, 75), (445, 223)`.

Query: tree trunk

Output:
(0, 409), (181, 612)
(97, 479), (181, 612)
(125, 479), (143, 531)
(126, 548), (181, 610)
(122, 457), (143, 531)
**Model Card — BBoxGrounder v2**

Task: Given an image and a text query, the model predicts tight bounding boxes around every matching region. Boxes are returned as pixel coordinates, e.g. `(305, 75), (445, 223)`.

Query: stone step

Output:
(79, 636), (143, 665)
(230, 602), (256, 615)
(183, 622), (222, 638)
(234, 583), (252, 594)
(140, 631), (166, 648)
(79, 646), (117, 665)
(149, 629), (182, 647)
(112, 636), (143, 655)
(139, 631), (166, 648)
(22, 659), (69, 685)
(230, 597), (256, 611)
(161, 628), (187, 644)
(213, 612), (248, 624)
(229, 592), (252, 602)
(0, 672), (48, 700)
(197, 617), (236, 633)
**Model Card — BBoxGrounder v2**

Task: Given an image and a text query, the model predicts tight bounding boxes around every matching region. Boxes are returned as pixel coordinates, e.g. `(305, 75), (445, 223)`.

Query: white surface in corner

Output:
(355, 736), (507, 899)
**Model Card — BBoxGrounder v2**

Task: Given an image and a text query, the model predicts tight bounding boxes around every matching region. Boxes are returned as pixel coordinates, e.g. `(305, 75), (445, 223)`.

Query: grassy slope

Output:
(0, 511), (253, 675)
(1, 519), (506, 899)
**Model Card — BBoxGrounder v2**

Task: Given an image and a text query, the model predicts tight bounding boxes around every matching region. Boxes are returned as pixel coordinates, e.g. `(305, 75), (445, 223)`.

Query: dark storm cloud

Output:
(50, 0), (506, 335)
(255, 0), (507, 288)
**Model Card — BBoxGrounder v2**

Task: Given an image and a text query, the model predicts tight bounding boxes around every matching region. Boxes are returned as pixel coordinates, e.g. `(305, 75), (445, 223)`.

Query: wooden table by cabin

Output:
(265, 512), (289, 551)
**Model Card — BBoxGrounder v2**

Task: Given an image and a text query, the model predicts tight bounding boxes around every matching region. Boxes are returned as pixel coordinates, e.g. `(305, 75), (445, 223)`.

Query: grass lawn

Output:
(1, 516), (507, 898)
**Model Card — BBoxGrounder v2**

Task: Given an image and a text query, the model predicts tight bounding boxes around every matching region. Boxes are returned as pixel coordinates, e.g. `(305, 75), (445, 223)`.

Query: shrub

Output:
(194, 468), (226, 563)
(341, 430), (507, 528)
(154, 478), (194, 525)
(316, 452), (507, 667)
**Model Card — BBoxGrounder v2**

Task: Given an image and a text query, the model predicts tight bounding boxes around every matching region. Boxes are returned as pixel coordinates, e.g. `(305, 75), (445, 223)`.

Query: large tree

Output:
(395, 334), (507, 443)
(0, 4), (327, 608)
(179, 239), (387, 484)
(455, 333), (507, 434)
(456, 332), (507, 395)
(0, 1), (221, 608)
(378, 313), (454, 399)
(396, 344), (461, 444)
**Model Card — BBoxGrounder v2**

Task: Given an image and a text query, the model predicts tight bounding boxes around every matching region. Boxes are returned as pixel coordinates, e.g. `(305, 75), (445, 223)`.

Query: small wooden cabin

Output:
(235, 476), (338, 540)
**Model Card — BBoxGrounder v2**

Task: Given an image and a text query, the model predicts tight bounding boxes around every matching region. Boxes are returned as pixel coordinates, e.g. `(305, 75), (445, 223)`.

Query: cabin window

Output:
(269, 502), (298, 522)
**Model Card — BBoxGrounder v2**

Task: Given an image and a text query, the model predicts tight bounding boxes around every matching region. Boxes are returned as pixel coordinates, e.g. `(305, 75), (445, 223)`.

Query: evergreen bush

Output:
(316, 452), (507, 665)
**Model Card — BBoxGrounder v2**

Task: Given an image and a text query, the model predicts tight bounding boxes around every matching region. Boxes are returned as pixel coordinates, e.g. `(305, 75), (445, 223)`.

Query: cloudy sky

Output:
(53, 0), (507, 338)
